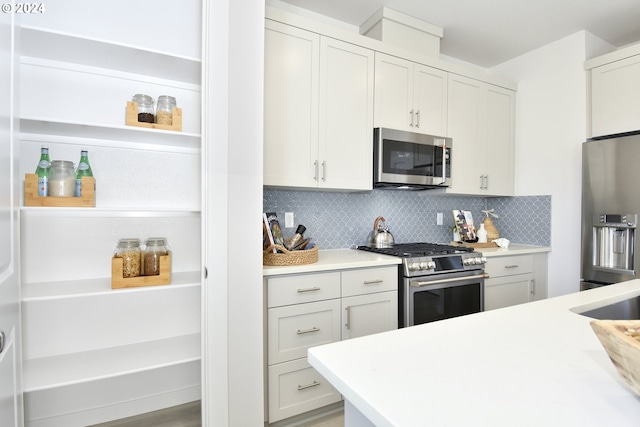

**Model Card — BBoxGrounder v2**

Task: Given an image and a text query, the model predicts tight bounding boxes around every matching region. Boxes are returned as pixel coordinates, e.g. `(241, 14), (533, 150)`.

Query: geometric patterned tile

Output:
(264, 189), (551, 249)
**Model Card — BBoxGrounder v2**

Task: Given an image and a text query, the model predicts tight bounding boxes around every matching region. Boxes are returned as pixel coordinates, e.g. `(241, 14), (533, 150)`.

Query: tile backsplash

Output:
(264, 189), (551, 249)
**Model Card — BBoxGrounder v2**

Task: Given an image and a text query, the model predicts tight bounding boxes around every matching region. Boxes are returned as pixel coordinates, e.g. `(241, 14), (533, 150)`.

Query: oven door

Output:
(374, 128), (452, 187)
(402, 271), (486, 327)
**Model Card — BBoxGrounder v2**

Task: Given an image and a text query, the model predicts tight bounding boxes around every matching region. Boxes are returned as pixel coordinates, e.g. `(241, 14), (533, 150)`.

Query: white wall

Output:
(203, 0), (264, 425)
(490, 31), (611, 297)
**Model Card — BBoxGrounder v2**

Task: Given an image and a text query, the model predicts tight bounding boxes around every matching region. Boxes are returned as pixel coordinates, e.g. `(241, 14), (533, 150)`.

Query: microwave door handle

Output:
(441, 145), (447, 183)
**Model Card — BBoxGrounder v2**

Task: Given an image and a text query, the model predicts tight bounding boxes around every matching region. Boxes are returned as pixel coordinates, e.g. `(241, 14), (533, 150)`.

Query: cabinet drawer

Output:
(268, 358), (341, 423)
(268, 272), (341, 307)
(268, 299), (341, 364)
(485, 255), (533, 278)
(341, 266), (397, 297)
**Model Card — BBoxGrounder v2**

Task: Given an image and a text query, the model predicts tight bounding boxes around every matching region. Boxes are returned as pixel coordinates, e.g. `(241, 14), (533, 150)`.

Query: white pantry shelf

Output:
(22, 333), (201, 392)
(21, 118), (200, 153)
(20, 26), (201, 85)
(20, 206), (201, 219)
(21, 271), (201, 301)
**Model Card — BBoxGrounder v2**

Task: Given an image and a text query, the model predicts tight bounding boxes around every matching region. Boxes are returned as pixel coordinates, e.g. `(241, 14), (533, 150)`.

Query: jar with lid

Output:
(115, 238), (142, 278)
(156, 95), (177, 126)
(48, 160), (76, 197)
(132, 94), (155, 123)
(143, 237), (169, 276)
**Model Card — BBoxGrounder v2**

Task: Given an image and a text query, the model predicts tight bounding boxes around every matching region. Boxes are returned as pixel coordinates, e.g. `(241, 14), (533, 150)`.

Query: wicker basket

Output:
(263, 244), (318, 266)
(590, 319), (640, 396)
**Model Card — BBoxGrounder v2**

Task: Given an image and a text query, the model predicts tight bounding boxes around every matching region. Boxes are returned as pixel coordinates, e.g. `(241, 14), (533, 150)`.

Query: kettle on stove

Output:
(367, 216), (395, 248)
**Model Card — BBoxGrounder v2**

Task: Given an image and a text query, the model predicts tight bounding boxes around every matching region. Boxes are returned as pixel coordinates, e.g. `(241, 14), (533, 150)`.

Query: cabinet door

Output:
(374, 53), (413, 131)
(591, 55), (640, 138)
(413, 64), (448, 137)
(484, 84), (515, 196)
(264, 21), (319, 188)
(447, 73), (483, 194)
(319, 38), (374, 190)
(342, 291), (397, 340)
(485, 273), (533, 311)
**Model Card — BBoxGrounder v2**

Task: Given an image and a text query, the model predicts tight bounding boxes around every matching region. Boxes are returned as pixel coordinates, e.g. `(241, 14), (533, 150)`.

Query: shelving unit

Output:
(18, 10), (202, 426)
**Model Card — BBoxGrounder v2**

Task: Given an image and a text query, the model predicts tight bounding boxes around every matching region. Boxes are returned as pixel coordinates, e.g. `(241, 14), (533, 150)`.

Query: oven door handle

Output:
(411, 273), (489, 288)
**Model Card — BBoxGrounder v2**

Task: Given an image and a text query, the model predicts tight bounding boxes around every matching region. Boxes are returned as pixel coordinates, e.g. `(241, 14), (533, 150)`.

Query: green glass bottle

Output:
(75, 150), (93, 197)
(35, 147), (51, 196)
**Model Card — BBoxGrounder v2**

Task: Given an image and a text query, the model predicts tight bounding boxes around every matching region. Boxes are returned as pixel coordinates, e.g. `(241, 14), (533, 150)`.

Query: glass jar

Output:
(115, 238), (141, 278)
(143, 237), (169, 276)
(132, 93), (155, 123)
(156, 95), (177, 126)
(48, 160), (76, 197)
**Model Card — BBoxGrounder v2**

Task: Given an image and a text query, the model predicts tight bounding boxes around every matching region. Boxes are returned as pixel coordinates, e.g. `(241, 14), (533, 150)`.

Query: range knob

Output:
(427, 261), (436, 269)
(419, 261), (429, 270)
(480, 256), (487, 264)
(409, 262), (420, 271)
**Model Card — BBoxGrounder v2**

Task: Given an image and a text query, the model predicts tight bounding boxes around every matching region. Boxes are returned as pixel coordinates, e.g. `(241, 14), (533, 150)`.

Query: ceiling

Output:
(277, 0), (640, 68)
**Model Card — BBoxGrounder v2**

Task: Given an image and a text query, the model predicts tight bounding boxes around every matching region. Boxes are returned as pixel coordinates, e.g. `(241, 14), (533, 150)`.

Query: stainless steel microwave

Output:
(373, 128), (452, 190)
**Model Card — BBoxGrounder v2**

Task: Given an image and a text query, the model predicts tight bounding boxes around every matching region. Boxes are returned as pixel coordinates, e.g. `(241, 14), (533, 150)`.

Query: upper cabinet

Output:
(446, 74), (515, 196)
(264, 20), (374, 191)
(587, 46), (640, 138)
(374, 52), (448, 137)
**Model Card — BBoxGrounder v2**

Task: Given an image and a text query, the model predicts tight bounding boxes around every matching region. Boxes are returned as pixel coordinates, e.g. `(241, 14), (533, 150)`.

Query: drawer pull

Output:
(298, 380), (321, 391)
(297, 327), (320, 335)
(297, 287), (321, 293)
(504, 265), (519, 269)
(363, 279), (383, 285)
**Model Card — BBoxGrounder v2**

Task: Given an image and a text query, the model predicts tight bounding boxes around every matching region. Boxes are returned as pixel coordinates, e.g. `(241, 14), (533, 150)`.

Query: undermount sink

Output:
(576, 295), (640, 320)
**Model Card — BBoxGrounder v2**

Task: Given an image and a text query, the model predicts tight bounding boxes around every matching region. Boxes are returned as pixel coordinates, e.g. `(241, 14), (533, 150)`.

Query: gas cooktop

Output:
(357, 242), (475, 258)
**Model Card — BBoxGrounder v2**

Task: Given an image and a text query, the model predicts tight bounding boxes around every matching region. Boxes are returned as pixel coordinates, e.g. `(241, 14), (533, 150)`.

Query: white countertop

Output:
(308, 279), (640, 427)
(263, 248), (401, 277)
(263, 245), (549, 276)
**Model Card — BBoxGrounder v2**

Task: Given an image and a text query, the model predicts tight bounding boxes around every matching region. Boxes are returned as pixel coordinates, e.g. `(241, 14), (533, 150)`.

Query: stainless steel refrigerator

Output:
(581, 132), (640, 290)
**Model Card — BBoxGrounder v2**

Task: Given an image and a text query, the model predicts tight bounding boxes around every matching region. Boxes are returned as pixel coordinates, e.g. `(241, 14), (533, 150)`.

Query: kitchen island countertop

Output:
(308, 279), (640, 426)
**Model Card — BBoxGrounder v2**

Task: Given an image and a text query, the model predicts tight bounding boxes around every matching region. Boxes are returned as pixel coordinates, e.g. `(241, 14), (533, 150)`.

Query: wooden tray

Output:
(591, 320), (640, 397)
(125, 101), (182, 132)
(24, 173), (95, 207)
(111, 251), (171, 289)
(450, 241), (499, 248)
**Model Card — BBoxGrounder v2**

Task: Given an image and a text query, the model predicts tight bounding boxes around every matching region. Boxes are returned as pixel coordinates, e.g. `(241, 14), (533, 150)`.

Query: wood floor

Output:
(90, 401), (344, 427)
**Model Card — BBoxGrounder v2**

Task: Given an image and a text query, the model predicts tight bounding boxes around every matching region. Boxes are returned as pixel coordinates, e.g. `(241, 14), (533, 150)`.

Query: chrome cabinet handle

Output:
(297, 327), (320, 335)
(345, 306), (351, 330)
(313, 160), (318, 181)
(363, 279), (383, 285)
(416, 109), (420, 128)
(298, 380), (320, 390)
(409, 109), (415, 127)
(479, 175), (484, 189)
(485, 174), (489, 189)
(0, 330), (4, 354)
(504, 265), (519, 269)
(297, 287), (320, 293)
(530, 279), (536, 295)
(321, 161), (326, 181)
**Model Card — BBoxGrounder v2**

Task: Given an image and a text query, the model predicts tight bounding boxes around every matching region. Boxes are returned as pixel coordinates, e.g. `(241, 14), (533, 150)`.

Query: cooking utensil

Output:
(367, 216), (395, 248)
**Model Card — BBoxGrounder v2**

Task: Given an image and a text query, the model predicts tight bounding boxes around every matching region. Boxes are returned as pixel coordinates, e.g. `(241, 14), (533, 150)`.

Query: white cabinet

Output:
(264, 20), (374, 191)
(589, 52), (640, 138)
(446, 74), (515, 196)
(341, 267), (397, 340)
(265, 266), (397, 423)
(265, 272), (342, 423)
(18, 17), (202, 427)
(484, 254), (547, 310)
(374, 52), (448, 137)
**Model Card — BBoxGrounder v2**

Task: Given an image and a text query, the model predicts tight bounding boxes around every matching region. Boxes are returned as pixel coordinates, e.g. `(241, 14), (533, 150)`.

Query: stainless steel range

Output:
(358, 243), (487, 327)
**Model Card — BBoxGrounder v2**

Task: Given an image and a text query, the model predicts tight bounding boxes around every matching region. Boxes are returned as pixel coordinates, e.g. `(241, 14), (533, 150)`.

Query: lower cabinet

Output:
(265, 266), (397, 423)
(484, 253), (548, 310)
